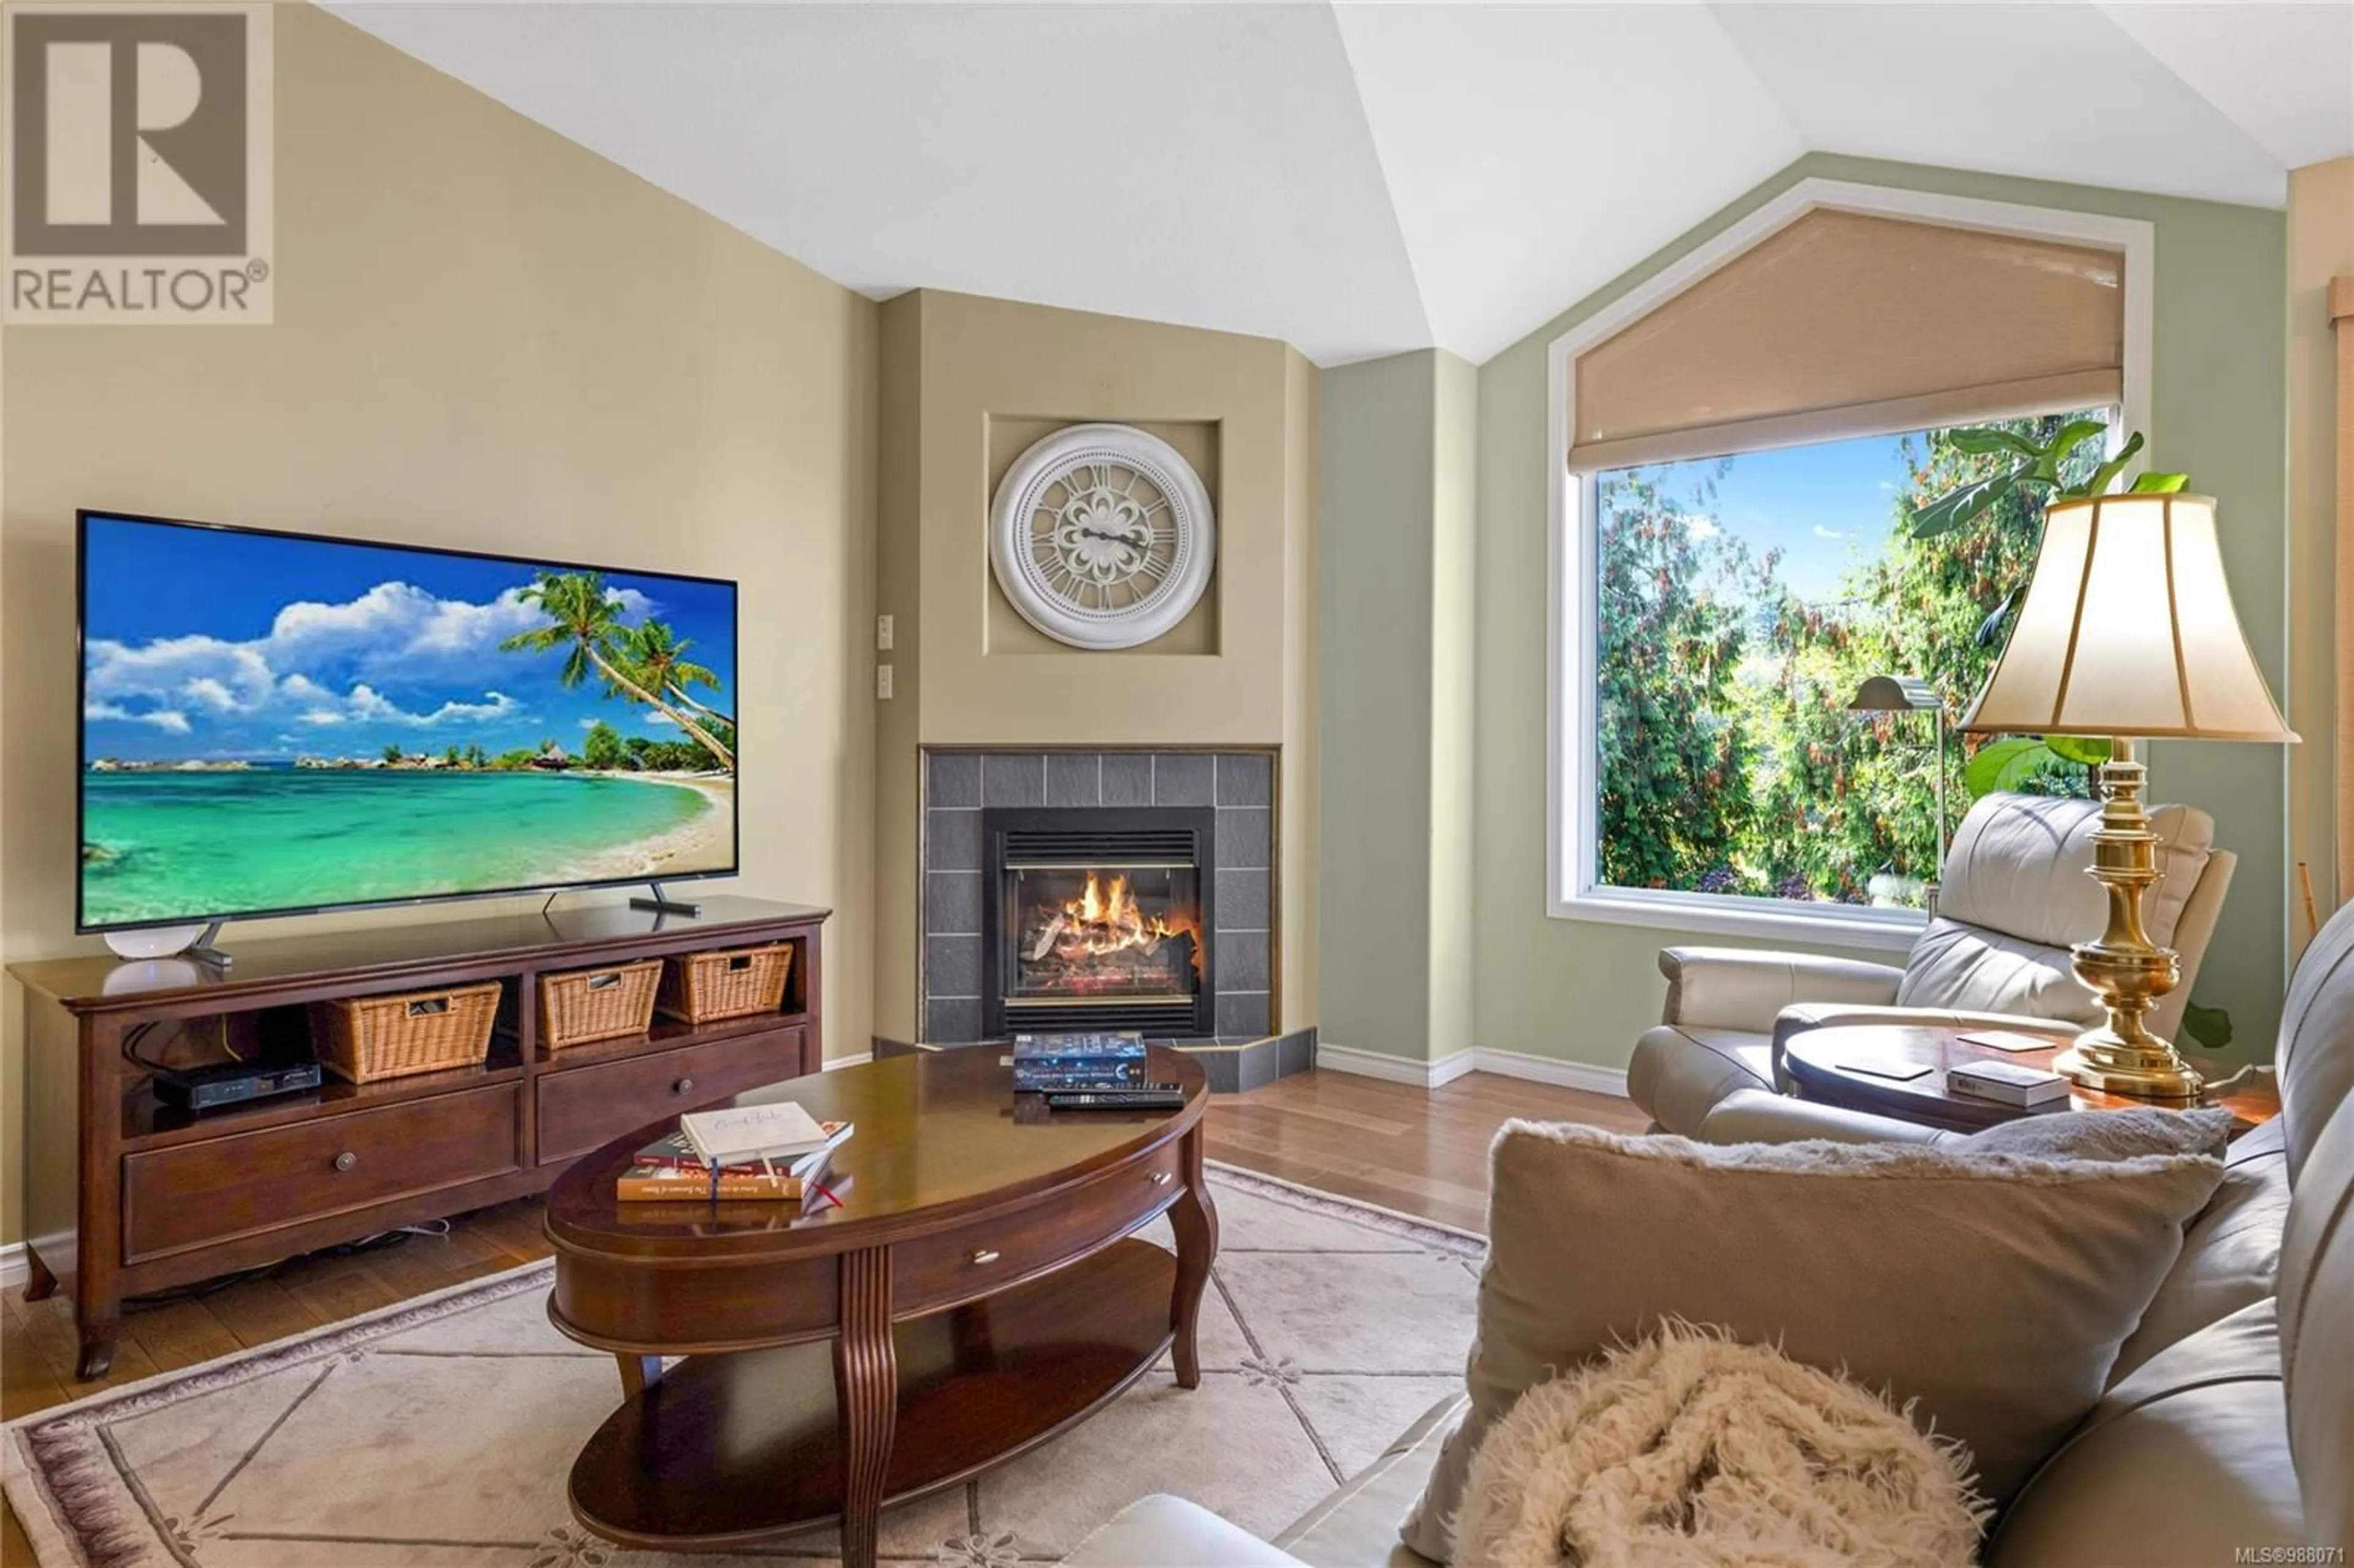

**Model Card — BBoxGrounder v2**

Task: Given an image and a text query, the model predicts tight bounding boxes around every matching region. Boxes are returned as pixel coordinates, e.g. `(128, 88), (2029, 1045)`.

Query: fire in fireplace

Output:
(982, 807), (1217, 1036)
(1015, 867), (1203, 999)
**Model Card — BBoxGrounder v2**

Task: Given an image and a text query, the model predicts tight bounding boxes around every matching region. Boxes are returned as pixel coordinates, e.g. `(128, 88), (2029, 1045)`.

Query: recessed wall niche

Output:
(984, 416), (1222, 656)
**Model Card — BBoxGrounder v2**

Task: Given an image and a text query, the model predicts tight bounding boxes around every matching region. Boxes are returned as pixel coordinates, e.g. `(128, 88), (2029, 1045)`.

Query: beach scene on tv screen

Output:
(80, 516), (738, 928)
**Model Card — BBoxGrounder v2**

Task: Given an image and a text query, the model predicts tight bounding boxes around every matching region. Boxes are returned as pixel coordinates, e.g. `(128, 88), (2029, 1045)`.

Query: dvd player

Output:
(152, 1060), (324, 1112)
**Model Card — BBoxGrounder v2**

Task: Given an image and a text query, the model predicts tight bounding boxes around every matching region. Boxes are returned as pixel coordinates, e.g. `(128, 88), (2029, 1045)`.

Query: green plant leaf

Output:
(2043, 734), (2114, 766)
(2131, 471), (2190, 493)
(1908, 465), (2025, 538)
(1973, 589), (2019, 648)
(2181, 1002), (2233, 1051)
(2074, 430), (2147, 500)
(1962, 737), (2047, 798)
(2030, 419), (2109, 483)
(1946, 427), (2044, 458)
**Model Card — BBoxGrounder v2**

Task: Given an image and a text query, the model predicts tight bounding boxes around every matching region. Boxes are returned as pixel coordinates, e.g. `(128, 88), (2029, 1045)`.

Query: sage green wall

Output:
(1321, 354), (1439, 1059)
(1473, 153), (2291, 1076)
(1318, 349), (1480, 1063)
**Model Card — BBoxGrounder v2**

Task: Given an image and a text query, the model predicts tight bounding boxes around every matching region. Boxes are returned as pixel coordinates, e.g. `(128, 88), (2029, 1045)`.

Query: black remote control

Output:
(1041, 1084), (1186, 1111)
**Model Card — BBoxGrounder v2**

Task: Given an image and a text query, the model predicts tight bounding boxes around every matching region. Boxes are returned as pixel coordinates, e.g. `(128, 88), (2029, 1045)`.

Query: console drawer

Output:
(123, 1085), (520, 1264)
(536, 1026), (807, 1165)
(893, 1137), (1183, 1314)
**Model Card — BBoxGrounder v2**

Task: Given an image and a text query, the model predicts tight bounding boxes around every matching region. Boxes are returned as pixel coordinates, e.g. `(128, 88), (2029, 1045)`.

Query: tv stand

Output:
(10, 895), (827, 1379)
(182, 919), (234, 971)
(629, 881), (702, 916)
(101, 918), (235, 969)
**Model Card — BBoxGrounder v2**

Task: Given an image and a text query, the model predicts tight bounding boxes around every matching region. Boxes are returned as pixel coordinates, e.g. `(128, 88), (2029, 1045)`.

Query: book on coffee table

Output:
(678, 1100), (842, 1168)
(617, 1121), (851, 1202)
(1948, 1060), (2071, 1107)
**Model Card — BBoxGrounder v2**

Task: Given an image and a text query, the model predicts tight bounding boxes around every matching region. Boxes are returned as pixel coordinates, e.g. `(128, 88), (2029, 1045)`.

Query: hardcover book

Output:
(1013, 1060), (1144, 1091)
(1011, 1033), (1146, 1062)
(1948, 1060), (2071, 1107)
(617, 1121), (849, 1202)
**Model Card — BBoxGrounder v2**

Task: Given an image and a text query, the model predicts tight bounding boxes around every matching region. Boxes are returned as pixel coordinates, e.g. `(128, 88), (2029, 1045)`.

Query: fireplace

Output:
(981, 807), (1216, 1037)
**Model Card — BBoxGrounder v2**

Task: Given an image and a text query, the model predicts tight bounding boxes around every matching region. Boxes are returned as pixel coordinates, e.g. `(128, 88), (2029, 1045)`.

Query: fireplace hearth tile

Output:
(1216, 807), (1271, 869)
(928, 752), (981, 809)
(1046, 753), (1103, 806)
(926, 934), (982, 1001)
(926, 998), (981, 1044)
(926, 870), (984, 938)
(982, 753), (1047, 807)
(1102, 753), (1154, 805)
(1218, 931), (1270, 993)
(1217, 990), (1272, 1037)
(1216, 868), (1270, 933)
(1230, 1041), (1278, 1094)
(1217, 753), (1273, 807)
(927, 809), (981, 872)
(1152, 753), (1216, 806)
(1192, 1048), (1241, 1094)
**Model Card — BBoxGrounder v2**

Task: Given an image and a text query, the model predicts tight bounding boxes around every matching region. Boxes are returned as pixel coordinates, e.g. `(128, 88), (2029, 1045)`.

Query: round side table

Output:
(1781, 1024), (2279, 1138)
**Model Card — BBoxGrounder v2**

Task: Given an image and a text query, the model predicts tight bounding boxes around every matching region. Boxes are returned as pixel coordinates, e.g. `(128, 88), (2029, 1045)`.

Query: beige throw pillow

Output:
(1398, 1121), (2225, 1562)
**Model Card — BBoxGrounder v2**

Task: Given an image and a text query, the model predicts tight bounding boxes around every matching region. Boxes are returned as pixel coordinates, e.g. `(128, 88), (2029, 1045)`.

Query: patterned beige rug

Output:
(4, 1166), (1482, 1567)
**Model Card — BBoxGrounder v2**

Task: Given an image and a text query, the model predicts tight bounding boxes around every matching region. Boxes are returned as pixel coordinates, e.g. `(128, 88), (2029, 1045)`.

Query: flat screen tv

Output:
(77, 511), (741, 934)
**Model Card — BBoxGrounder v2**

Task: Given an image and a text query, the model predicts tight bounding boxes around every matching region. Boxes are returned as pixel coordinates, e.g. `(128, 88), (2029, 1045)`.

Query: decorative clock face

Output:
(989, 424), (1216, 651)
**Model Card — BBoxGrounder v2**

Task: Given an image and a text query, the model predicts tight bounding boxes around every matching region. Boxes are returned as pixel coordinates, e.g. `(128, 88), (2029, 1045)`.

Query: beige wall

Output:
(2288, 157), (2354, 938)
(870, 290), (1318, 1040)
(0, 4), (880, 1246)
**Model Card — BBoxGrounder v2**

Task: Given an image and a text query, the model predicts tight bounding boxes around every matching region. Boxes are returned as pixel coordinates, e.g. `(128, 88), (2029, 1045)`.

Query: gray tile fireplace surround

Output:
(919, 748), (1279, 1048)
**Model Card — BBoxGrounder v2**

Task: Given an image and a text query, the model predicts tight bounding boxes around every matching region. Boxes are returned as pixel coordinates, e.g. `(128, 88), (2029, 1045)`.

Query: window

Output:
(1589, 414), (2107, 916)
(1545, 181), (2152, 947)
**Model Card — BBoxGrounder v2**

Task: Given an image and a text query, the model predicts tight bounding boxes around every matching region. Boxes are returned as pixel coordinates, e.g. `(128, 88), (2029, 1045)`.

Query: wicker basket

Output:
(539, 959), (661, 1051)
(314, 981), (501, 1084)
(657, 942), (793, 1025)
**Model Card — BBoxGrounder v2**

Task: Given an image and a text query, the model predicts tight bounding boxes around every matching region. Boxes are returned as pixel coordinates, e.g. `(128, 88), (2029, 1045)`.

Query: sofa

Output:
(1626, 792), (2236, 1138)
(1064, 889), (2354, 1567)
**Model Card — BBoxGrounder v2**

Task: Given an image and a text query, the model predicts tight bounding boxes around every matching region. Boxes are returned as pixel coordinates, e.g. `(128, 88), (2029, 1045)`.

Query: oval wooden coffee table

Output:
(543, 1046), (1215, 1568)
(1783, 1024), (2280, 1136)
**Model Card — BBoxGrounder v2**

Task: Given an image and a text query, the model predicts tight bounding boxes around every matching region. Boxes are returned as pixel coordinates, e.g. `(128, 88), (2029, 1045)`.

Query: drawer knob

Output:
(970, 1248), (1000, 1266)
(1148, 1171), (1173, 1187)
(332, 1152), (358, 1173)
(673, 1077), (695, 1095)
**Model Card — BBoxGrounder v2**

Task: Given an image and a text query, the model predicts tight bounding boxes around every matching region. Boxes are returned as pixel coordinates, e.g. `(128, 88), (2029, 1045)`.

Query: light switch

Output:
(876, 614), (894, 652)
(876, 664), (894, 699)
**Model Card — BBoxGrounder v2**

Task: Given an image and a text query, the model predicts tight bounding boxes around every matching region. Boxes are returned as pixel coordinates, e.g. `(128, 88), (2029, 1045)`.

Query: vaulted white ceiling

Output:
(329, 2), (2354, 367)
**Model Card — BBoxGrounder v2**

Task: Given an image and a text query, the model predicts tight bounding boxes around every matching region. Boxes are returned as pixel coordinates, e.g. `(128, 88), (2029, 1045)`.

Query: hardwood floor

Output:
(1207, 1064), (1646, 1232)
(0, 1068), (1639, 1564)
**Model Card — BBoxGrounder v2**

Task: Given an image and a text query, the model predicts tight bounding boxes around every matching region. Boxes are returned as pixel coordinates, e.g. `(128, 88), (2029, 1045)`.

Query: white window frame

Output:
(1546, 179), (2155, 951)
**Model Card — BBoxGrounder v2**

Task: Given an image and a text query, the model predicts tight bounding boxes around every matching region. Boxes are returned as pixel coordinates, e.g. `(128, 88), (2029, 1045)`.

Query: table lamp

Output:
(1960, 492), (2297, 1100)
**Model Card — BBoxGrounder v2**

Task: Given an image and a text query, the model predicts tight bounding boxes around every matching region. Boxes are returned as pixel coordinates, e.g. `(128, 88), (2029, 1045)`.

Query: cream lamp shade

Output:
(1960, 493), (2298, 743)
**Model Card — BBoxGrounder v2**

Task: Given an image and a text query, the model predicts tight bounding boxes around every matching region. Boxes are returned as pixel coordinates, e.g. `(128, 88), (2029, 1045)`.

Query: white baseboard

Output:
(1, 1242), (26, 1290)
(1316, 1042), (1628, 1099)
(1311, 1043), (1443, 1086)
(823, 1051), (874, 1070)
(1468, 1047), (1630, 1099)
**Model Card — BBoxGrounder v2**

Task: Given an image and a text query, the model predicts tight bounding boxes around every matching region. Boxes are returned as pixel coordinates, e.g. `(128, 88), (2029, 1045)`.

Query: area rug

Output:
(4, 1166), (1484, 1567)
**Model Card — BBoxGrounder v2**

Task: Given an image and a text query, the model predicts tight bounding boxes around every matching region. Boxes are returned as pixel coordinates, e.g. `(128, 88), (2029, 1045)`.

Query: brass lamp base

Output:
(2059, 739), (2203, 1103)
(2053, 1035), (2204, 1101)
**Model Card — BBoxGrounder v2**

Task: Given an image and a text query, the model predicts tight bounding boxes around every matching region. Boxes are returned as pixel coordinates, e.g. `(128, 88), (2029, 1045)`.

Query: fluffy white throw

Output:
(1453, 1323), (1989, 1568)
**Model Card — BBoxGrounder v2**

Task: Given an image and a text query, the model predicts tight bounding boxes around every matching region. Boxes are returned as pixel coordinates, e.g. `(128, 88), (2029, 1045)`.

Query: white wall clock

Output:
(989, 422), (1216, 651)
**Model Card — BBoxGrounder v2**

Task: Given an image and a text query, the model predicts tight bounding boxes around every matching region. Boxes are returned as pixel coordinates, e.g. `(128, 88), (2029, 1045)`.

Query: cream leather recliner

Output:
(1625, 791), (2237, 1138)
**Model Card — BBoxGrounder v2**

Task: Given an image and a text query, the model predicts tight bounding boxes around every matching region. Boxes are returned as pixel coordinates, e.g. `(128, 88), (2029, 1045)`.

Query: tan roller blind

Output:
(1571, 209), (2125, 470)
